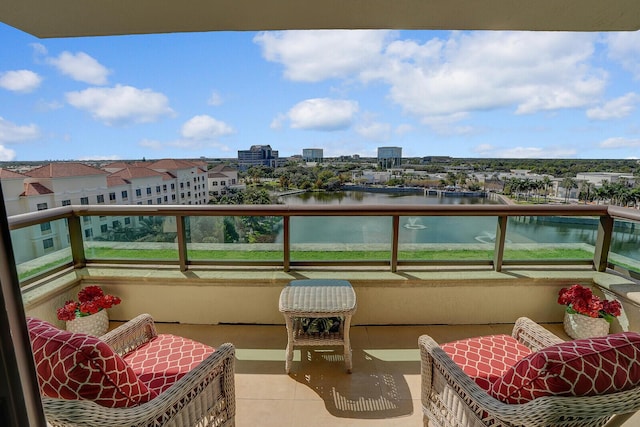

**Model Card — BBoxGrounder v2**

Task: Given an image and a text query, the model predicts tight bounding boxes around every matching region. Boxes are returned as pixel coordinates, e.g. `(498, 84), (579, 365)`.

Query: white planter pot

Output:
(66, 309), (109, 337)
(563, 312), (610, 340)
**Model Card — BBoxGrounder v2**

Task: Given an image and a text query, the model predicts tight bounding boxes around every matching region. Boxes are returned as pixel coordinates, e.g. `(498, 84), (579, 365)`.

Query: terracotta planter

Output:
(66, 309), (109, 337)
(563, 312), (610, 340)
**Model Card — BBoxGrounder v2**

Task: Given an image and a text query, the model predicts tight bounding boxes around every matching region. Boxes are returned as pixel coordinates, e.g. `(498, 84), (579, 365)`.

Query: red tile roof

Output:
(109, 167), (165, 179)
(148, 159), (199, 170)
(107, 176), (130, 186)
(25, 162), (108, 178)
(20, 182), (53, 196)
(0, 168), (26, 178)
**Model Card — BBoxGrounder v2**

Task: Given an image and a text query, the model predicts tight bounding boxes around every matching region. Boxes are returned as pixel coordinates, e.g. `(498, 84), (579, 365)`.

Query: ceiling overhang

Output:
(1, 0), (639, 38)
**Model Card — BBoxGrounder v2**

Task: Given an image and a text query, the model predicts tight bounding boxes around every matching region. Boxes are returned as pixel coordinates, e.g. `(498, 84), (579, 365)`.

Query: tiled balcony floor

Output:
(149, 321), (618, 427)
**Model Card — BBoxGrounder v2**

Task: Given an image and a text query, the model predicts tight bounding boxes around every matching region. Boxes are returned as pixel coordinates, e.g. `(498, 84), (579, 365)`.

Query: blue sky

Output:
(1, 24), (639, 161)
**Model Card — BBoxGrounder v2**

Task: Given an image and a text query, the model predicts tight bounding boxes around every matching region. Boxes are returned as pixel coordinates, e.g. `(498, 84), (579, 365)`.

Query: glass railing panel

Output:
(84, 215), (179, 260)
(504, 216), (597, 261)
(609, 219), (640, 273)
(11, 218), (72, 282)
(289, 216), (392, 262)
(398, 216), (497, 261)
(186, 216), (283, 261)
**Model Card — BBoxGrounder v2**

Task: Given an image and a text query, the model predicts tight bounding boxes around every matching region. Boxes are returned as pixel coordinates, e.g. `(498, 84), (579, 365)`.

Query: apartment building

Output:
(207, 164), (241, 197)
(1, 159), (209, 263)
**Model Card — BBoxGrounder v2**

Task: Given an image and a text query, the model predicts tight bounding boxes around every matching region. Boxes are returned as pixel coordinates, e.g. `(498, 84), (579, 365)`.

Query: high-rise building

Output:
(377, 146), (402, 169)
(237, 145), (278, 169)
(302, 148), (323, 163)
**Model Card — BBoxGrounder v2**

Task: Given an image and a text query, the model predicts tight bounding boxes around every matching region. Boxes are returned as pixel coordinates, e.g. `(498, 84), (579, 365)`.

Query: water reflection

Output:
(278, 191), (639, 260)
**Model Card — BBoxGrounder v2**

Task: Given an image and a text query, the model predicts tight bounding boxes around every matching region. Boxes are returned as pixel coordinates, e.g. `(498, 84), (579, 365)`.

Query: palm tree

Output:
(561, 177), (577, 204)
(541, 176), (552, 202)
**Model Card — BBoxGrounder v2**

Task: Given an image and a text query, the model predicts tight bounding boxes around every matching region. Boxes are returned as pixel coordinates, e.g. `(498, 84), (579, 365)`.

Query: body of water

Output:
(277, 191), (638, 261)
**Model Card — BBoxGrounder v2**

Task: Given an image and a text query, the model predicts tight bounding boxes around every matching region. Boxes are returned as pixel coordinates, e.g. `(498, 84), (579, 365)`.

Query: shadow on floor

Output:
(289, 348), (414, 419)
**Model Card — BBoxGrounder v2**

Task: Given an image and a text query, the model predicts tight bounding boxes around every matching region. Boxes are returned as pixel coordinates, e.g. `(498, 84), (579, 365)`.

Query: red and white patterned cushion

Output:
(123, 334), (215, 394)
(490, 332), (640, 404)
(27, 317), (157, 408)
(441, 334), (532, 391)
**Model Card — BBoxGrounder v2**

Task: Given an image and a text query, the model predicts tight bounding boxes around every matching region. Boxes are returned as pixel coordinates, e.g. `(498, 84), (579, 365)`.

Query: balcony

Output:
(9, 203), (640, 425)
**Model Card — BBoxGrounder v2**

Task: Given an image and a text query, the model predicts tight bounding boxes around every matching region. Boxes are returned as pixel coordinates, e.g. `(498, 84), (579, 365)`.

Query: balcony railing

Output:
(8, 203), (640, 286)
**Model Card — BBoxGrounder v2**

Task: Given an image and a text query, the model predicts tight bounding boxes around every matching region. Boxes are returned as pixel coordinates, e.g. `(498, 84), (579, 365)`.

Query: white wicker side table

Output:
(278, 279), (357, 373)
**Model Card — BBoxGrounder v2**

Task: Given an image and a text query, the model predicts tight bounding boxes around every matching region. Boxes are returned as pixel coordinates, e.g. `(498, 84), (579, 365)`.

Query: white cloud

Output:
(47, 51), (110, 85)
(287, 98), (359, 131)
(181, 115), (234, 140)
(270, 113), (286, 130)
(395, 124), (414, 135)
(77, 155), (121, 161)
(599, 137), (640, 149)
(586, 92), (639, 120)
(473, 144), (496, 154)
(0, 117), (40, 143)
(355, 120), (391, 141)
(30, 43), (48, 56)
(66, 85), (174, 125)
(607, 32), (640, 79)
(257, 30), (606, 133)
(139, 139), (164, 150)
(0, 145), (16, 161)
(208, 91), (223, 106)
(254, 30), (391, 82)
(0, 70), (42, 93)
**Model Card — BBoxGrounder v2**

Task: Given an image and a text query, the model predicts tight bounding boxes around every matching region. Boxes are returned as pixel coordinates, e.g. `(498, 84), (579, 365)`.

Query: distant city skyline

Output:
(1, 25), (640, 162)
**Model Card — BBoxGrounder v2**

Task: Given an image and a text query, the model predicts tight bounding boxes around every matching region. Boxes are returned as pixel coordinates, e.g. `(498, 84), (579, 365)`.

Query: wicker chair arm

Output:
(43, 343), (236, 427)
(512, 316), (564, 352)
(420, 333), (640, 426)
(100, 313), (158, 357)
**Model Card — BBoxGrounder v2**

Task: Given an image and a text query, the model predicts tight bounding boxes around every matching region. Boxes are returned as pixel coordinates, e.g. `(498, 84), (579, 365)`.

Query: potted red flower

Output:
(57, 286), (121, 336)
(558, 284), (622, 339)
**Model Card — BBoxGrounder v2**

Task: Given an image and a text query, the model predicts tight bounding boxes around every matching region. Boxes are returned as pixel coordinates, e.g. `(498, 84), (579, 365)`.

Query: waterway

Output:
(277, 191), (639, 261)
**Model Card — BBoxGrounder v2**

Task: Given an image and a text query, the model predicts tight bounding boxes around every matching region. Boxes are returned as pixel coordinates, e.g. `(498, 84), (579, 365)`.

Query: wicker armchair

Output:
(419, 317), (640, 427)
(31, 314), (235, 427)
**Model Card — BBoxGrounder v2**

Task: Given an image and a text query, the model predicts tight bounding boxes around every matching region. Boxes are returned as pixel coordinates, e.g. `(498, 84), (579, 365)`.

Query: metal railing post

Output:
(391, 215), (399, 272)
(593, 214), (613, 272)
(283, 216), (290, 272)
(176, 215), (188, 272)
(68, 214), (86, 268)
(493, 216), (508, 272)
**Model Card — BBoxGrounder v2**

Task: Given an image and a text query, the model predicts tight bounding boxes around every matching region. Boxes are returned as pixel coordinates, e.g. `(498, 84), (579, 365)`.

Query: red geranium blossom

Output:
(56, 286), (121, 321)
(558, 284), (622, 322)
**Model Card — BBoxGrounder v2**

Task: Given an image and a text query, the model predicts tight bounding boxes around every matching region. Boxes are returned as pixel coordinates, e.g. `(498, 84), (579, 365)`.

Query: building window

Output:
(171, 183), (175, 190)
(146, 187), (152, 195)
(37, 203), (48, 211)
(80, 197), (89, 205)
(109, 192), (116, 201)
(221, 180), (226, 186)
(112, 220), (121, 228)
(163, 184), (167, 192)
(83, 216), (91, 224)
(157, 197), (162, 204)
(100, 224), (108, 233)
(136, 189), (142, 197)
(211, 181), (218, 186)
(187, 182), (191, 188)
(124, 217), (131, 225)
(147, 200), (153, 204)
(187, 191), (191, 197)
(61, 200), (71, 206)
(156, 186), (161, 194)
(164, 196), (168, 202)
(180, 193), (184, 198)
(84, 229), (93, 238)
(180, 182), (184, 189)
(97, 194), (105, 204)
(40, 222), (51, 233)
(171, 194), (176, 200)
(121, 190), (128, 200)
(43, 238), (54, 250)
